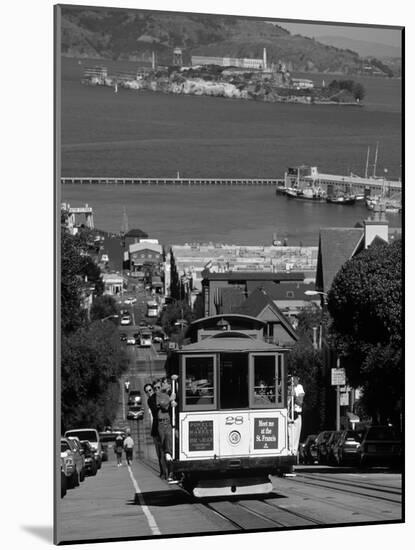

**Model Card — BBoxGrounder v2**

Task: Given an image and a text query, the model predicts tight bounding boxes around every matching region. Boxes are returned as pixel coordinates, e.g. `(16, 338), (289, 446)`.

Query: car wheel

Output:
(70, 469), (80, 488)
(61, 474), (67, 498)
(80, 468), (85, 482)
(91, 464), (98, 476)
(97, 458), (102, 470)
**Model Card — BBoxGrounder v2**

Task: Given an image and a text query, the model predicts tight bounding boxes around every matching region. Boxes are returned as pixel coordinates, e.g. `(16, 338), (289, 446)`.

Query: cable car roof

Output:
(189, 314), (265, 328)
(185, 314), (266, 341)
(177, 335), (288, 353)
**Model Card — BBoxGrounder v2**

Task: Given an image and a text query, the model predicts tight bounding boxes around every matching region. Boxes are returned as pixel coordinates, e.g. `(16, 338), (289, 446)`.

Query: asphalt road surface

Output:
(57, 456), (402, 544)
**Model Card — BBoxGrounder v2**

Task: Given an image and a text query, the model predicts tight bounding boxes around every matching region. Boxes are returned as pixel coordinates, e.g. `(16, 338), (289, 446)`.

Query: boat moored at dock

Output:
(277, 164), (401, 207)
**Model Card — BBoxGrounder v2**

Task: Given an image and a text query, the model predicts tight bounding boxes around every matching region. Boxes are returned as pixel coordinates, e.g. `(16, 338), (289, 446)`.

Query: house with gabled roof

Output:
(201, 269), (305, 317)
(230, 287), (299, 347)
(315, 213), (399, 295)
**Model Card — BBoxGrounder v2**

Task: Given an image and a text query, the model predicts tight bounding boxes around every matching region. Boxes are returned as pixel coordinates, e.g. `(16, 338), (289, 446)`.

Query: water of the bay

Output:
(60, 57), (402, 246)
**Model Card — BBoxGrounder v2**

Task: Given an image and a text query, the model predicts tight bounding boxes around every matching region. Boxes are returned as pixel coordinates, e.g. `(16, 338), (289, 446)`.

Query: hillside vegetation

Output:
(61, 7), (377, 75)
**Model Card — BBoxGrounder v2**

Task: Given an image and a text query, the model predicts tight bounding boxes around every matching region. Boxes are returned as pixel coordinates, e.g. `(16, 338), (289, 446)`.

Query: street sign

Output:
(340, 392), (349, 406)
(331, 368), (346, 386)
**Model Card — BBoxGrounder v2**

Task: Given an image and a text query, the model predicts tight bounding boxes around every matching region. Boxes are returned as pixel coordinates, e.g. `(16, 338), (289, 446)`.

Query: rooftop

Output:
(202, 270), (305, 281)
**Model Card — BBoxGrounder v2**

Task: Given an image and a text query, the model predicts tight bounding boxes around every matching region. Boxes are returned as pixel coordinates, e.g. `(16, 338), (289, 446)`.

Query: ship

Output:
(326, 194), (356, 205)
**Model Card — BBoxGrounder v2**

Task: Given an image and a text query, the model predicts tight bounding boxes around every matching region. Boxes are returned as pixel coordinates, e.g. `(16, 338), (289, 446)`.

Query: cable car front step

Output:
(192, 476), (273, 498)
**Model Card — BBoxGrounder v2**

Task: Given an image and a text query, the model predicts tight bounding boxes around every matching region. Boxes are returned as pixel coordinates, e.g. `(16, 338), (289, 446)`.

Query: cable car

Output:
(165, 314), (296, 498)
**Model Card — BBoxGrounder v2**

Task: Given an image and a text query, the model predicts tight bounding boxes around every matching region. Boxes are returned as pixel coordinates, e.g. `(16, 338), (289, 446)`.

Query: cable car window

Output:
(220, 353), (249, 409)
(184, 356), (215, 409)
(252, 355), (276, 407)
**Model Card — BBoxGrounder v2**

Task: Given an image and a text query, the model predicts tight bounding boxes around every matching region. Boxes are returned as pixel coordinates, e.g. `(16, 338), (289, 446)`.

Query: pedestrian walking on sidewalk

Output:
(115, 433), (124, 467)
(123, 429), (134, 466)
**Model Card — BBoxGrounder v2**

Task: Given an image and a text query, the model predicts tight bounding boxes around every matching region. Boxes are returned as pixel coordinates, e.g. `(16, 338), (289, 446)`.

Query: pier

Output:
(61, 177), (283, 186)
(60, 176), (401, 196)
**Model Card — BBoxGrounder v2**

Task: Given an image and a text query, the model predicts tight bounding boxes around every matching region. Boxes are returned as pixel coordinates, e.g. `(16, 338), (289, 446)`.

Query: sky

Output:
(277, 21), (402, 47)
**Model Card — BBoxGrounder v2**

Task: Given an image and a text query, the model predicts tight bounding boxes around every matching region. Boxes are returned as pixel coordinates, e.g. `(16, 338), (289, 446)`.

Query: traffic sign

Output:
(331, 368), (346, 386)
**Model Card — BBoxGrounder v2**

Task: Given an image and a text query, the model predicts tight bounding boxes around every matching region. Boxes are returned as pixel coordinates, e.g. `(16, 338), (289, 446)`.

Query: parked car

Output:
(126, 336), (136, 345)
(299, 434), (318, 464)
(138, 320), (147, 328)
(80, 440), (98, 476)
(120, 314), (132, 326)
(66, 436), (86, 481)
(326, 431), (343, 465)
(99, 430), (126, 461)
(315, 430), (336, 464)
(333, 430), (363, 466)
(124, 297), (137, 305)
(356, 425), (402, 468)
(61, 457), (67, 498)
(127, 405), (144, 420)
(64, 428), (102, 470)
(61, 437), (83, 488)
(127, 390), (142, 407)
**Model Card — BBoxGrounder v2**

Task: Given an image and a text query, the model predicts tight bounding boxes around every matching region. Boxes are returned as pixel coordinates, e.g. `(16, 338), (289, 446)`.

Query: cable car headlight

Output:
(229, 431), (241, 445)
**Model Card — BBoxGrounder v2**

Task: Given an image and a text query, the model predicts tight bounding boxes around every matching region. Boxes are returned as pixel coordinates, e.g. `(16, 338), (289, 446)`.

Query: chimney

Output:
(363, 205), (389, 248)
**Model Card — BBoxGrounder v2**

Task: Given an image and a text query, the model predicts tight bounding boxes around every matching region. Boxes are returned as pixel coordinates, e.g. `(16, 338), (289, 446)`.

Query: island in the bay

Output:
(61, 7), (400, 106)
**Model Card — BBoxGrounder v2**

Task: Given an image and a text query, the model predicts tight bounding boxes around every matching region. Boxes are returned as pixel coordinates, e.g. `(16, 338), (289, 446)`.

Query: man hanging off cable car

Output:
(288, 375), (305, 458)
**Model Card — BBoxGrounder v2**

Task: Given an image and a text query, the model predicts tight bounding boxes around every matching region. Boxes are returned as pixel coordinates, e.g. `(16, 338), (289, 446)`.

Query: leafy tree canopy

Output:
(61, 321), (128, 432)
(327, 239), (402, 424)
(90, 294), (119, 323)
(159, 299), (195, 337)
(286, 305), (326, 433)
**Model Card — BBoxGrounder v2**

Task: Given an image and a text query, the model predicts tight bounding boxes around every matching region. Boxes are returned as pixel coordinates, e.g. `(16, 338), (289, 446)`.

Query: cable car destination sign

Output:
(254, 417), (278, 449)
(331, 368), (346, 386)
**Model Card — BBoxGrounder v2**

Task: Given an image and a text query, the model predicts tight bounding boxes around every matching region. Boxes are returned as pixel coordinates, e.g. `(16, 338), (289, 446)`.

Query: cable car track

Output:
(289, 473), (402, 504)
(298, 472), (401, 495)
(139, 458), (400, 529)
(196, 497), (323, 530)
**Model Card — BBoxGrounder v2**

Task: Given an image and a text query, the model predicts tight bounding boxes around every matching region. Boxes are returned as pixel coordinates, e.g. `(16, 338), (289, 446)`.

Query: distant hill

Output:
(314, 35), (401, 59)
(60, 6), (392, 75)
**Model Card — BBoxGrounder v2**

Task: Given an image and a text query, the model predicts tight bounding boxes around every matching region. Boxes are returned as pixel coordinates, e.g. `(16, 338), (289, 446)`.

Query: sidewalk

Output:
(58, 455), (229, 543)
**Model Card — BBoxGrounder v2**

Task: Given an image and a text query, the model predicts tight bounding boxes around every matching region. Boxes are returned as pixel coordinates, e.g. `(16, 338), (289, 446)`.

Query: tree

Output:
(159, 299), (195, 337)
(327, 79), (366, 102)
(61, 228), (105, 334)
(61, 231), (87, 334)
(327, 239), (402, 425)
(60, 226), (128, 431)
(286, 305), (326, 433)
(90, 295), (119, 322)
(61, 321), (128, 432)
(352, 82), (366, 101)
